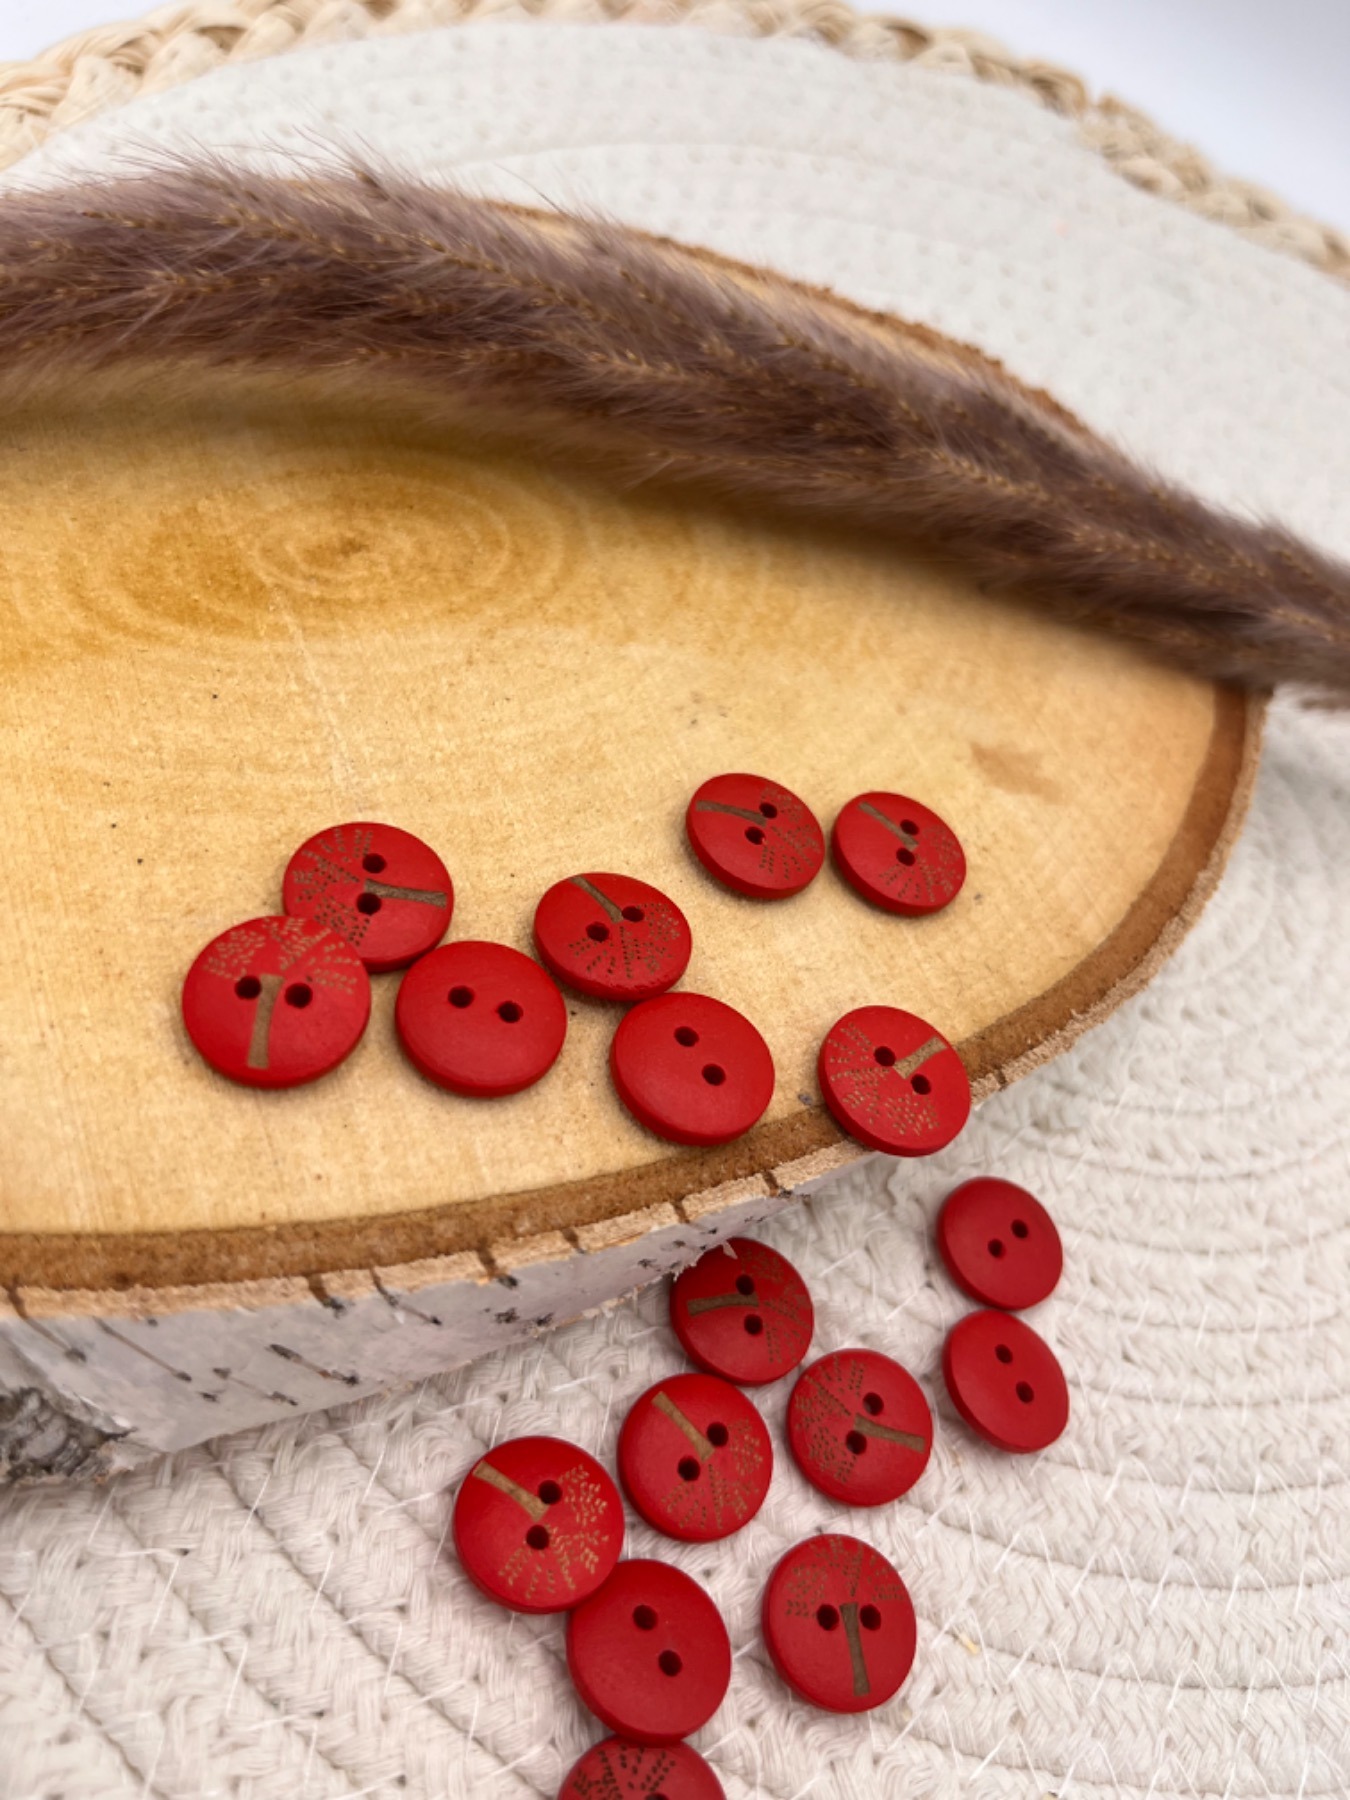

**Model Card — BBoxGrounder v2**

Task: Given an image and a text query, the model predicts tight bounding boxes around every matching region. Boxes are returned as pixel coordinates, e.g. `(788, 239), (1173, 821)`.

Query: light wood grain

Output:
(0, 372), (1251, 1293)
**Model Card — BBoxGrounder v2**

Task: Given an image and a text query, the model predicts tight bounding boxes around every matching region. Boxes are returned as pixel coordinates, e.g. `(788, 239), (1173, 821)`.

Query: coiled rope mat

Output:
(1, 9), (1348, 1799)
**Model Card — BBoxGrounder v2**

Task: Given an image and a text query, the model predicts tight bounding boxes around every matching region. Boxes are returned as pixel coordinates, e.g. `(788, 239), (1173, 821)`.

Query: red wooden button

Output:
(762, 1534), (916, 1713)
(452, 1435), (623, 1614)
(818, 1005), (969, 1156)
(787, 1349), (931, 1506)
(942, 1311), (1069, 1453)
(832, 791), (965, 916)
(618, 1373), (772, 1542)
(533, 872), (691, 1001)
(282, 822), (452, 972)
(686, 773), (825, 900)
(396, 940), (566, 1097)
(670, 1238), (813, 1386)
(558, 1737), (725, 1800)
(937, 1178), (1063, 1310)
(610, 994), (774, 1146)
(182, 915), (370, 1089)
(567, 1560), (731, 1744)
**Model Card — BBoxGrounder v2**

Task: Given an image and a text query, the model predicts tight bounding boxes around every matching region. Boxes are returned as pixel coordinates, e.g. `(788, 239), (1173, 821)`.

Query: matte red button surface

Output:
(610, 994), (775, 1146)
(282, 822), (452, 972)
(182, 915), (371, 1089)
(832, 791), (965, 916)
(762, 1534), (916, 1714)
(937, 1178), (1063, 1310)
(567, 1560), (731, 1744)
(787, 1349), (931, 1506)
(618, 1373), (772, 1542)
(942, 1311), (1070, 1453)
(686, 773), (825, 899)
(818, 1005), (969, 1156)
(453, 1435), (623, 1613)
(670, 1238), (814, 1386)
(558, 1737), (725, 1800)
(396, 940), (566, 1096)
(533, 872), (691, 1001)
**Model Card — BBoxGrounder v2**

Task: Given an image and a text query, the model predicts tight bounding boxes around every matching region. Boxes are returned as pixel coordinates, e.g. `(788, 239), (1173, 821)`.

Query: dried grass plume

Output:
(2, 156), (1348, 697)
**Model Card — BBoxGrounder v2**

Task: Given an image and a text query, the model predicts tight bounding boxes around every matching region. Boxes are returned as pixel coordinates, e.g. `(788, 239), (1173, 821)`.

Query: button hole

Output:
(537, 1479), (562, 1506)
(362, 852), (386, 874)
(743, 1314), (764, 1336)
(633, 1605), (657, 1631)
(1016, 1381), (1035, 1404)
(622, 905), (644, 922)
(860, 1604), (881, 1631)
(1011, 1219), (1029, 1238)
(658, 1650), (683, 1677)
(744, 826), (765, 844)
(586, 921), (610, 942)
(816, 1605), (839, 1631)
(901, 820), (918, 835)
(284, 983), (312, 1009)
(497, 1001), (523, 1023)
(912, 1074), (932, 1095)
(356, 892), (382, 915)
(734, 1274), (755, 1296)
(862, 1392), (883, 1415)
(677, 1457), (700, 1482)
(995, 1344), (1013, 1364)
(701, 1064), (726, 1086)
(449, 986), (474, 1008)
(988, 1238), (1005, 1259)
(707, 1422), (729, 1447)
(235, 976), (261, 1000)
(845, 1430), (867, 1455)
(874, 1046), (896, 1067)
(674, 1026), (699, 1047)
(759, 801), (778, 818)
(524, 1524), (549, 1550)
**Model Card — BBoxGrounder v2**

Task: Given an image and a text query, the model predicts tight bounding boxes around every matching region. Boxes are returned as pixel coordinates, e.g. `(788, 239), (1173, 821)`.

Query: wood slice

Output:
(0, 303), (1260, 1474)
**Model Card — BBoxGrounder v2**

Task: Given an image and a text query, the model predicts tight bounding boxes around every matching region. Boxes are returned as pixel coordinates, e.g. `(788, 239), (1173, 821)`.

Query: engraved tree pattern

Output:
(565, 876), (683, 984)
(780, 1538), (906, 1699)
(794, 1355), (928, 1493)
(648, 1388), (768, 1536)
(682, 1240), (813, 1370)
(693, 780), (821, 885)
(289, 824), (448, 950)
(204, 917), (358, 1071)
(823, 1018), (948, 1140)
(567, 1740), (684, 1798)
(474, 1457), (615, 1608)
(856, 798), (962, 906)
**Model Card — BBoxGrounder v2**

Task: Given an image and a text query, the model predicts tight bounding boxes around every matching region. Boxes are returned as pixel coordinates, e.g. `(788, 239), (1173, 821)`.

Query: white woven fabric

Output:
(3, 21), (1349, 1800)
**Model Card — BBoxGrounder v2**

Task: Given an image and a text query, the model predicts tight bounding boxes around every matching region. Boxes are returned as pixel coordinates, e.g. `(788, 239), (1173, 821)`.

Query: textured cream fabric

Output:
(2, 22), (1349, 1800)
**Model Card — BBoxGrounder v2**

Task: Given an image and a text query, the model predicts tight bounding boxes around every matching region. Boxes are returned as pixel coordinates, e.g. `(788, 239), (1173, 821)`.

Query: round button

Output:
(566, 1560), (731, 1744)
(762, 1534), (916, 1713)
(832, 791), (965, 916)
(182, 915), (370, 1089)
(452, 1435), (623, 1613)
(670, 1238), (814, 1386)
(818, 1005), (969, 1155)
(558, 1737), (725, 1800)
(618, 1373), (772, 1542)
(610, 994), (775, 1146)
(942, 1311), (1069, 1453)
(937, 1178), (1063, 1310)
(786, 1349), (931, 1506)
(686, 773), (825, 900)
(533, 872), (692, 1001)
(282, 822), (452, 972)
(396, 941), (566, 1097)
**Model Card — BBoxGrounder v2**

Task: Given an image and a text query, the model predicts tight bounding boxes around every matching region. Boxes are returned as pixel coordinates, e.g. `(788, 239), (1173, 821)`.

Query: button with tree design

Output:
(686, 773), (825, 899)
(182, 915), (370, 1089)
(618, 1372), (772, 1542)
(533, 872), (691, 1001)
(762, 1534), (917, 1713)
(818, 1005), (969, 1155)
(283, 821), (453, 972)
(558, 1738), (724, 1800)
(832, 791), (965, 916)
(787, 1349), (931, 1506)
(670, 1238), (814, 1385)
(452, 1435), (623, 1613)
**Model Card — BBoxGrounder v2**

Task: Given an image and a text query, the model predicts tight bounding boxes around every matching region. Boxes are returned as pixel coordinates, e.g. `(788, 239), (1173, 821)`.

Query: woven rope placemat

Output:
(2, 0), (1347, 281)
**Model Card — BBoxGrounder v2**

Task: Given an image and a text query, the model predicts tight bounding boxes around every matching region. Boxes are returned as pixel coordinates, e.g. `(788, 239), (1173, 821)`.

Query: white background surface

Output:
(3, 0), (1349, 233)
